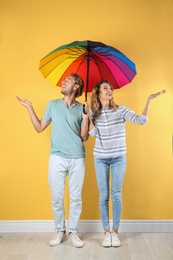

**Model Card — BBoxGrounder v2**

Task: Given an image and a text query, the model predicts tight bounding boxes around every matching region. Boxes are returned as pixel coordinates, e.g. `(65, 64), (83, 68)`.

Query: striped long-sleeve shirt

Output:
(89, 105), (148, 158)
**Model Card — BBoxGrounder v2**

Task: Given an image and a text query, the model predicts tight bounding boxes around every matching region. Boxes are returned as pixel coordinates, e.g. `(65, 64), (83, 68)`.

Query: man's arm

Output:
(16, 96), (50, 132)
(142, 89), (166, 117)
(81, 115), (89, 141)
(80, 101), (90, 141)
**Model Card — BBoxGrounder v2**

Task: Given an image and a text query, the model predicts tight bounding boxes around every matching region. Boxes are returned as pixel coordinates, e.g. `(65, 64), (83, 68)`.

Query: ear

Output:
(74, 84), (79, 90)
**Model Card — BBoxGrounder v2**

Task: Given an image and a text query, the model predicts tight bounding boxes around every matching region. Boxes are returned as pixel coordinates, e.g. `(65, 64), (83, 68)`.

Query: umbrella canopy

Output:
(39, 40), (136, 100)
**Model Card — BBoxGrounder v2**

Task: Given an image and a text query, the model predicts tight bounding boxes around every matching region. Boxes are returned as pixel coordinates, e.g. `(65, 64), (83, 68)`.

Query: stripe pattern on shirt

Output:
(89, 105), (148, 158)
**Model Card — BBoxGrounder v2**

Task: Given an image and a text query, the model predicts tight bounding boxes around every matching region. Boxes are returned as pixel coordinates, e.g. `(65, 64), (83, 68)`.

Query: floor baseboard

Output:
(0, 220), (172, 233)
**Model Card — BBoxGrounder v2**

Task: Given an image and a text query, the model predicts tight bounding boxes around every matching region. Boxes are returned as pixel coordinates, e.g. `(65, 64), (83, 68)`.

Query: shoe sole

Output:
(112, 243), (121, 247)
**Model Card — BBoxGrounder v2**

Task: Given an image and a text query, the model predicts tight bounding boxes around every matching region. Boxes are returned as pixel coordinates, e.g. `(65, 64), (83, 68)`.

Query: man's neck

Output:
(63, 96), (77, 108)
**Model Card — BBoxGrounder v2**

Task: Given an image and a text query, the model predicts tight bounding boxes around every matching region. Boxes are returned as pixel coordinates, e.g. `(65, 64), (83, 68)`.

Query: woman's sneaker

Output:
(68, 233), (84, 248)
(49, 231), (66, 246)
(111, 232), (121, 247)
(102, 232), (112, 247)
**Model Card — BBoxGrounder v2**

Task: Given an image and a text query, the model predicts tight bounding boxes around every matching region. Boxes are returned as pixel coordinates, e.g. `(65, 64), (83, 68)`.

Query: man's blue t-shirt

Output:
(42, 99), (85, 158)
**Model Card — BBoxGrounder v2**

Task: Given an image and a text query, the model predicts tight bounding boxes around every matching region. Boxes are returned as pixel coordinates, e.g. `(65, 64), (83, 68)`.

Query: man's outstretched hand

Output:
(16, 96), (32, 108)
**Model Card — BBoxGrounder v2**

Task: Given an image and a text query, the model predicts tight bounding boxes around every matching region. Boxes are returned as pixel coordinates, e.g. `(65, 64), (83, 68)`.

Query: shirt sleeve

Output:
(42, 102), (52, 122)
(89, 126), (97, 136)
(89, 109), (97, 136)
(122, 106), (148, 125)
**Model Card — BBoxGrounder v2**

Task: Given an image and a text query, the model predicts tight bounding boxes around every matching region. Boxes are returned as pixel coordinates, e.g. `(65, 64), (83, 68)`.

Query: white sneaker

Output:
(68, 233), (84, 248)
(102, 232), (112, 247)
(111, 232), (121, 247)
(49, 231), (66, 246)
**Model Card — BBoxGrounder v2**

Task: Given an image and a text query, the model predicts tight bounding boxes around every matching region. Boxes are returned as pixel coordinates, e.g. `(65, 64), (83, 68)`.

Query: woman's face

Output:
(99, 82), (113, 102)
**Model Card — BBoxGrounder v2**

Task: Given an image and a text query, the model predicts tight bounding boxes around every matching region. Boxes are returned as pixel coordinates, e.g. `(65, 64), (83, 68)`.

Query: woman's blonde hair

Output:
(90, 79), (118, 117)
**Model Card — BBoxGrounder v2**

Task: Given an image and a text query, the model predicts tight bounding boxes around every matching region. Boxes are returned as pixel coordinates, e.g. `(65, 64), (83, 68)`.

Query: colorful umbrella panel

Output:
(39, 40), (136, 99)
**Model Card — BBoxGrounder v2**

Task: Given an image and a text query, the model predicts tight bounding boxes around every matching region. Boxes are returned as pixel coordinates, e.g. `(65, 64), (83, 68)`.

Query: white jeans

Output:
(48, 154), (85, 233)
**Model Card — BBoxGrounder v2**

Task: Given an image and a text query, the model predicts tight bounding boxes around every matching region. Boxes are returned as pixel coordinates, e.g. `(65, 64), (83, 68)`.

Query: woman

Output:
(88, 79), (165, 247)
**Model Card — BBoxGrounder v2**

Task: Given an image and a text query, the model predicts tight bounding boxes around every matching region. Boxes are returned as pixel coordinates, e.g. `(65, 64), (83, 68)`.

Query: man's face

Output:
(61, 76), (77, 96)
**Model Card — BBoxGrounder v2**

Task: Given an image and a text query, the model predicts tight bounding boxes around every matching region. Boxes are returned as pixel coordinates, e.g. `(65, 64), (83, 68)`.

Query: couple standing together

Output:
(16, 73), (165, 248)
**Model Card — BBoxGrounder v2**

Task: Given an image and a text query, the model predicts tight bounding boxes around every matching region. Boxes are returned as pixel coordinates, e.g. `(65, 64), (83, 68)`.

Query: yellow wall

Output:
(1, 0), (173, 220)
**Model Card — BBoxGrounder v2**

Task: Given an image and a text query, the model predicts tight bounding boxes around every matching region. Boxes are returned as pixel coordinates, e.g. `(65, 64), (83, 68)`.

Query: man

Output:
(16, 73), (89, 248)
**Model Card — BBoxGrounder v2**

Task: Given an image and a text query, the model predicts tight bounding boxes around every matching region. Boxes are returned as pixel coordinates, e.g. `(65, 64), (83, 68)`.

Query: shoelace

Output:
(112, 232), (118, 237)
(104, 232), (111, 240)
(55, 232), (64, 239)
(71, 233), (81, 241)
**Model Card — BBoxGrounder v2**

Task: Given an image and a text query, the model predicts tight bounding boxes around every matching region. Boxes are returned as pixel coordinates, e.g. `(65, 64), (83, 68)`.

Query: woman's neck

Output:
(101, 100), (109, 108)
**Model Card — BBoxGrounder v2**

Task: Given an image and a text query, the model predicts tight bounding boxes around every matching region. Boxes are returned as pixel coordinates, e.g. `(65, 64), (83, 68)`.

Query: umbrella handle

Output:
(83, 104), (87, 114)
(85, 47), (90, 102)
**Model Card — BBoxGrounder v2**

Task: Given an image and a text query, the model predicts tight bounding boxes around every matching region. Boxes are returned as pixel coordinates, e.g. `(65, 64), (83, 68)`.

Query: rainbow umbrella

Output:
(39, 40), (136, 100)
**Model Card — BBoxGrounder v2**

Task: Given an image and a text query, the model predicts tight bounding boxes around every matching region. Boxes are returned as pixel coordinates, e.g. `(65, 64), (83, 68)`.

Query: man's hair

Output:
(70, 73), (84, 97)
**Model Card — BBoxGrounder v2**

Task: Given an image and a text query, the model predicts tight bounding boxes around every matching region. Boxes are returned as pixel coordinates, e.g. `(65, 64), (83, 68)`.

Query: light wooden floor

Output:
(0, 232), (173, 260)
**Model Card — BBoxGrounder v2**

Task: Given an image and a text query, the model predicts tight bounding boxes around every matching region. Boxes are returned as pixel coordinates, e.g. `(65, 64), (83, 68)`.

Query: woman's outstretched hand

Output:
(148, 89), (166, 100)
(142, 89), (166, 117)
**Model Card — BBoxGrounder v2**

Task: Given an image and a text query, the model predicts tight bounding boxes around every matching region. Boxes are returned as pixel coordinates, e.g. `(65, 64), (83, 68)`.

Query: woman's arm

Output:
(142, 89), (166, 117)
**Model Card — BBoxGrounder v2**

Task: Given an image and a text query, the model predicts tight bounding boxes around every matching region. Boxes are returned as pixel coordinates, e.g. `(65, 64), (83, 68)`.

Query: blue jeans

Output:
(94, 156), (126, 231)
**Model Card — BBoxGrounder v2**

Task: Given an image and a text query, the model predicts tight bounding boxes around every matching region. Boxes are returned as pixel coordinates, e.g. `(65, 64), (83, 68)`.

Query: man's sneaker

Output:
(68, 232), (84, 248)
(49, 231), (66, 246)
(102, 232), (112, 247)
(111, 232), (121, 247)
